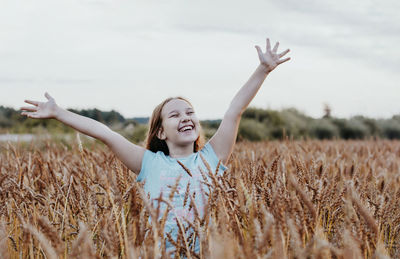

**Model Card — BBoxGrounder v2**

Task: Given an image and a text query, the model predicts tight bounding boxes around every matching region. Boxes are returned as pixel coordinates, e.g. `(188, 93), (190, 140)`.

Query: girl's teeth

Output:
(179, 126), (192, 132)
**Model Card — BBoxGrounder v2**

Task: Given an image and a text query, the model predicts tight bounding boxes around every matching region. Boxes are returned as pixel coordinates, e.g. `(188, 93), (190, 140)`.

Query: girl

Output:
(21, 38), (290, 255)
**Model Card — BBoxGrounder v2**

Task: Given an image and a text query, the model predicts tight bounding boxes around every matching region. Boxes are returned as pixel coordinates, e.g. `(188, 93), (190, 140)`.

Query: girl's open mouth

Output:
(178, 125), (194, 133)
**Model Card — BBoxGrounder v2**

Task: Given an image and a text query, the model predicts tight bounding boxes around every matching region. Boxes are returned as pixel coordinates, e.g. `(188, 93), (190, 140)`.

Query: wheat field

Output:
(0, 138), (399, 258)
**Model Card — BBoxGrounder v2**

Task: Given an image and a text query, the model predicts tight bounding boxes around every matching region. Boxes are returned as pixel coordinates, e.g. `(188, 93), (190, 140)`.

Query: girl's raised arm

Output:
(209, 38), (290, 164)
(21, 93), (146, 174)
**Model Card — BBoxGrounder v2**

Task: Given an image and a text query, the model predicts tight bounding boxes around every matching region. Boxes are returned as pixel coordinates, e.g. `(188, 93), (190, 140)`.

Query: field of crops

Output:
(0, 138), (399, 258)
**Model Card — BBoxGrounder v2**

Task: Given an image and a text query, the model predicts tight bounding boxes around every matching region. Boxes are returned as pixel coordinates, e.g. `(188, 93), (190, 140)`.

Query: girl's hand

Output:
(255, 38), (291, 73)
(21, 92), (59, 119)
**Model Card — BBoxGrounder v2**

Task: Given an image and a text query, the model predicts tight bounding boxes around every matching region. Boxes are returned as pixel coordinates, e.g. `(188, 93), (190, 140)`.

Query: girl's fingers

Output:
(21, 112), (33, 117)
(44, 92), (53, 100)
(278, 49), (290, 58)
(272, 42), (279, 53)
(255, 45), (263, 57)
(266, 38), (271, 52)
(278, 57), (291, 64)
(20, 106), (37, 112)
(24, 100), (39, 106)
(24, 112), (39, 118)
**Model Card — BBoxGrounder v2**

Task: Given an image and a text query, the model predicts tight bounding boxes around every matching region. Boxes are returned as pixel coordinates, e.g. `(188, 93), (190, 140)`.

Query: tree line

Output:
(1, 105), (399, 141)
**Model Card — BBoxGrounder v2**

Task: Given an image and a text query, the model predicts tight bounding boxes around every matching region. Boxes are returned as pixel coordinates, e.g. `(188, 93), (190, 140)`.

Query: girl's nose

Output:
(181, 115), (190, 122)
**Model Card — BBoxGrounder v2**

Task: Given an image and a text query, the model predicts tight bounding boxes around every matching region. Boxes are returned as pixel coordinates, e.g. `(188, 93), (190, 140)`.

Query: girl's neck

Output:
(167, 142), (194, 158)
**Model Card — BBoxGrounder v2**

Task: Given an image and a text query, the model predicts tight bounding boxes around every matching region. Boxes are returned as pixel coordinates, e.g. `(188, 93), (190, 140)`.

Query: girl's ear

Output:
(157, 127), (166, 140)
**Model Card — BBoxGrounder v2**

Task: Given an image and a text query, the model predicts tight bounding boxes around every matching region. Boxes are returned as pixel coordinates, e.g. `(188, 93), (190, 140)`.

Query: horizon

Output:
(2, 103), (398, 121)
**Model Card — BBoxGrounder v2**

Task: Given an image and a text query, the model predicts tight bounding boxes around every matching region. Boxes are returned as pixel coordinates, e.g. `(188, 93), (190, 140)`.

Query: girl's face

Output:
(158, 99), (200, 147)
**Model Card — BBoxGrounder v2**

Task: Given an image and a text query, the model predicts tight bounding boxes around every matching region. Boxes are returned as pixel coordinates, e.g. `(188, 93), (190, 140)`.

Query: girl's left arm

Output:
(209, 38), (290, 164)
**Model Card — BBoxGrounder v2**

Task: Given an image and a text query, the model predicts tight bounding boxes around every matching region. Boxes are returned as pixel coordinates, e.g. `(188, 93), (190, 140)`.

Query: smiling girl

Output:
(21, 38), (290, 255)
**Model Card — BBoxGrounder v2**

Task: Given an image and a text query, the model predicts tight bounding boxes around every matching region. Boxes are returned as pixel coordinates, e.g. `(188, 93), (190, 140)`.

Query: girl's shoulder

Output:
(198, 142), (228, 171)
(137, 149), (167, 181)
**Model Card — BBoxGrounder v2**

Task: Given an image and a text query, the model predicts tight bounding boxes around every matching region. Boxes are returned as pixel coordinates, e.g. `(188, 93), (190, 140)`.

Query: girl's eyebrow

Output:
(168, 110), (178, 115)
(168, 108), (193, 115)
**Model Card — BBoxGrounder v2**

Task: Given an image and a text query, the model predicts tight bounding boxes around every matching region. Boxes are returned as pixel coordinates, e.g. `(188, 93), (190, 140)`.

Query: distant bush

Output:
(309, 119), (339, 139)
(243, 107), (284, 126)
(350, 116), (380, 136)
(68, 108), (125, 124)
(238, 118), (268, 141)
(200, 120), (221, 129)
(339, 118), (370, 139)
(0, 106), (27, 128)
(122, 124), (148, 144)
(0, 113), (13, 128)
(392, 115), (400, 122)
(243, 107), (309, 140)
(201, 126), (217, 140)
(378, 119), (400, 139)
(279, 108), (310, 139)
(200, 120), (220, 140)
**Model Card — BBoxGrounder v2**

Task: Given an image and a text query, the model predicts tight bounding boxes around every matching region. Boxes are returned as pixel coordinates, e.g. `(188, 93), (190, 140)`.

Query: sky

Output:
(1, 0), (399, 120)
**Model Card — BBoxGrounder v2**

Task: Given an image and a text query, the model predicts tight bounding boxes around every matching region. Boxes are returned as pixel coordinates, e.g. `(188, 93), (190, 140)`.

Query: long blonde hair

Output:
(145, 97), (204, 155)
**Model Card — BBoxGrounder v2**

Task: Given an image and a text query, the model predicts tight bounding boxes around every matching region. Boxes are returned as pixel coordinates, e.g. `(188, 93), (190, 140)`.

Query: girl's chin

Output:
(176, 132), (198, 142)
(178, 130), (197, 137)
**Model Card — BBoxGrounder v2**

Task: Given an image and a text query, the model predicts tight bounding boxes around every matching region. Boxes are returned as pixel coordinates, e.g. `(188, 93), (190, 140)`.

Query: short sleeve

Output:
(137, 150), (156, 182)
(200, 142), (228, 172)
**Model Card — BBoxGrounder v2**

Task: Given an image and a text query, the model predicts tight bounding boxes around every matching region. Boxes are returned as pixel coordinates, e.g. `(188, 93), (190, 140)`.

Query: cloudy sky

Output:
(1, 0), (399, 119)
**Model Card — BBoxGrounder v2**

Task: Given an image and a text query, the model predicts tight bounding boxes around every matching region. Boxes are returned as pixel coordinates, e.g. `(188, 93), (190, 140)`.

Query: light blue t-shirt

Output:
(136, 141), (227, 253)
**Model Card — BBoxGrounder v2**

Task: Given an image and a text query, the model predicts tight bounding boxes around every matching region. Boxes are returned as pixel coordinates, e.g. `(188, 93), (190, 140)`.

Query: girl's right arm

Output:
(21, 92), (145, 174)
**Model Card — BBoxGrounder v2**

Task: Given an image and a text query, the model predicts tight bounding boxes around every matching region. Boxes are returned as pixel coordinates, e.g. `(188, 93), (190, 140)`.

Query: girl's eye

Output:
(187, 111), (194, 115)
(171, 114), (178, 118)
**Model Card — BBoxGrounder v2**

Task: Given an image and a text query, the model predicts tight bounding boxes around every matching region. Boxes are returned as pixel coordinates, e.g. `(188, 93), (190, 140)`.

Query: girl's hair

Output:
(145, 97), (204, 155)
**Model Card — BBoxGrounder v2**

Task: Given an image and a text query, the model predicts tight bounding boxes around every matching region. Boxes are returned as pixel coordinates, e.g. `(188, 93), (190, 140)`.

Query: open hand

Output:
(21, 92), (58, 119)
(255, 38), (290, 73)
